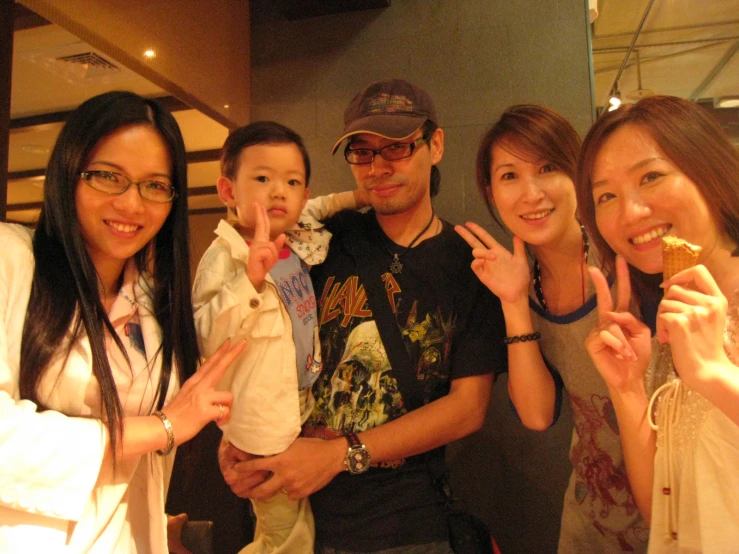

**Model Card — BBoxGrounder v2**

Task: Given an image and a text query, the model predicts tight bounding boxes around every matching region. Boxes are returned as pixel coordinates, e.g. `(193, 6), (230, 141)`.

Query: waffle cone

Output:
(662, 235), (701, 280)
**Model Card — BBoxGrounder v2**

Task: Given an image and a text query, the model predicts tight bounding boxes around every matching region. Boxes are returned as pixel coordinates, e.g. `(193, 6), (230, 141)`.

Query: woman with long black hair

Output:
(0, 91), (243, 552)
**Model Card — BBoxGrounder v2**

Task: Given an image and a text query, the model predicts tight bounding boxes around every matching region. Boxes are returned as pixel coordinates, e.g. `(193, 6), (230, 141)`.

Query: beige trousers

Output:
(238, 492), (314, 554)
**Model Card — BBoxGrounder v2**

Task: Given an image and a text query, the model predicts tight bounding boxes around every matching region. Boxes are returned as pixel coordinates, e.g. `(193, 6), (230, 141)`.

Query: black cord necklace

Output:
(380, 211), (436, 275)
(533, 222), (589, 312)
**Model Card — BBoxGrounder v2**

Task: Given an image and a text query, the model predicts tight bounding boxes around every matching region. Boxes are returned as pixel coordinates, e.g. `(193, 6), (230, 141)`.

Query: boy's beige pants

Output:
(238, 492), (314, 554)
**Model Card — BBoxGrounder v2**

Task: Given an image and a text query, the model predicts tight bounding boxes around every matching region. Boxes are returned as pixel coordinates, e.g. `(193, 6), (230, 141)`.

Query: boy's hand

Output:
(247, 202), (286, 290)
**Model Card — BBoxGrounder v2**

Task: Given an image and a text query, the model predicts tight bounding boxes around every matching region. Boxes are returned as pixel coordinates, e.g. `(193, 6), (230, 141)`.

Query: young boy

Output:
(192, 121), (359, 554)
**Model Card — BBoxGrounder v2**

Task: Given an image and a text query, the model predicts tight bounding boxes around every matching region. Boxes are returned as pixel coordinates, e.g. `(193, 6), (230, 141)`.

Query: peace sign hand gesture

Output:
(163, 339), (245, 446)
(585, 256), (652, 394)
(246, 202), (286, 291)
(455, 222), (530, 306)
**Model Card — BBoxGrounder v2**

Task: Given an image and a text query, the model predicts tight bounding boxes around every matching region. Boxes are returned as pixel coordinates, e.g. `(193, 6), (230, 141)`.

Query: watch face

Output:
(347, 447), (371, 474)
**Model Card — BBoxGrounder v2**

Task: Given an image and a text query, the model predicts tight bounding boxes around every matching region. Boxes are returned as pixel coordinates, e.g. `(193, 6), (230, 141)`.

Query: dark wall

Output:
(447, 374), (573, 553)
(250, 0), (594, 231)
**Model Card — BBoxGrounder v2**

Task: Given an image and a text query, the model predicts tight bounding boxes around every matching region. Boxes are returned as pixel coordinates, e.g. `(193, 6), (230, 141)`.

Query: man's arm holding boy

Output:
(221, 276), (507, 499)
(241, 373), (494, 499)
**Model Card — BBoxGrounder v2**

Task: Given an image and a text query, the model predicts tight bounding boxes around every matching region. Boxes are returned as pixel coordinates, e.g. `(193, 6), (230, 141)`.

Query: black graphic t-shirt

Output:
(305, 210), (507, 550)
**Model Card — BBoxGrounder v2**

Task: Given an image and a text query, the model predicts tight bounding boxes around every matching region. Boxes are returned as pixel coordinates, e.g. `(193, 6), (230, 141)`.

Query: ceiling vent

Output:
(25, 42), (129, 85)
(56, 52), (120, 76)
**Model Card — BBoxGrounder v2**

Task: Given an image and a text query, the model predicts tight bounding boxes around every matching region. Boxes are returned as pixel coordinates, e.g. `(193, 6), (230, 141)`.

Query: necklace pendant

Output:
(389, 254), (403, 274)
(120, 290), (138, 309)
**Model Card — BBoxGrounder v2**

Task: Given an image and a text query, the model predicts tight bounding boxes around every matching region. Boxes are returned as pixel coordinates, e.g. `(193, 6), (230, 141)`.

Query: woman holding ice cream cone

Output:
(577, 95), (739, 553)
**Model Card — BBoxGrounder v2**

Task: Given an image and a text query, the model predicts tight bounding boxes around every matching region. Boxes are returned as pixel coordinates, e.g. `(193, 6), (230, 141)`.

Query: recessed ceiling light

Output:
(144, 49), (156, 59)
(716, 96), (739, 109)
(224, 104), (230, 109)
(21, 144), (50, 155)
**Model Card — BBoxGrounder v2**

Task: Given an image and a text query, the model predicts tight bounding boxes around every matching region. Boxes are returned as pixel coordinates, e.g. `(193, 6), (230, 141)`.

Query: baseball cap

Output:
(331, 78), (437, 154)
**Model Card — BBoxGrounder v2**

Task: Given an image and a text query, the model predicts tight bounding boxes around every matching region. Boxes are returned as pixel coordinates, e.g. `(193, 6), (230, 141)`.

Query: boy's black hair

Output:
(221, 121), (311, 186)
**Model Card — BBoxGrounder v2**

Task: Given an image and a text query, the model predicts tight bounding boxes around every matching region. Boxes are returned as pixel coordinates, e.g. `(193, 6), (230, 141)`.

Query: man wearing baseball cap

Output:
(227, 79), (506, 553)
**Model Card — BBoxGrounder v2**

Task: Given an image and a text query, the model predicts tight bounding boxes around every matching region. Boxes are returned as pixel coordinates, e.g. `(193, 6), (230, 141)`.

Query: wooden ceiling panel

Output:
(11, 25), (164, 118)
(7, 177), (44, 205)
(591, 0), (739, 111)
(648, 0), (739, 29)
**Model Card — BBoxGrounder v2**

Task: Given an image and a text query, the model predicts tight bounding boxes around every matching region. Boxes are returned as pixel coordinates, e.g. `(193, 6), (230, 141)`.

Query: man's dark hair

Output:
(422, 120), (441, 198)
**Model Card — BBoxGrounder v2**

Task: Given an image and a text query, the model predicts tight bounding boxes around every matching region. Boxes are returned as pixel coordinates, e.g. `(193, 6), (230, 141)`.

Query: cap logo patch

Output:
(366, 93), (415, 115)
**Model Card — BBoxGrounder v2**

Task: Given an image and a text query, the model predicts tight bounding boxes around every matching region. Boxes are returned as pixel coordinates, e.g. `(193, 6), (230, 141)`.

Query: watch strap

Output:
(344, 431), (362, 448)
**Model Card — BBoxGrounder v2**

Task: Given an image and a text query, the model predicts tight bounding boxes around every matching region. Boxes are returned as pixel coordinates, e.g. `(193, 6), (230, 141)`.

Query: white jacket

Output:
(0, 223), (176, 553)
(192, 192), (355, 455)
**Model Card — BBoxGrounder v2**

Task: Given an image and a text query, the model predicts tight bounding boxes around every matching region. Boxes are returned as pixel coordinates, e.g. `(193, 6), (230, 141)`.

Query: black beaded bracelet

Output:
(503, 332), (541, 345)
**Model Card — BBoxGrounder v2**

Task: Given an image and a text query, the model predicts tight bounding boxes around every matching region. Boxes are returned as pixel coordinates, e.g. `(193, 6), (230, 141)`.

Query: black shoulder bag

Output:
(341, 218), (495, 554)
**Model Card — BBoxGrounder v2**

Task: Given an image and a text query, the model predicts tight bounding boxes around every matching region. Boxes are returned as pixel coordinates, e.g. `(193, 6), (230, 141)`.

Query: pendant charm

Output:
(389, 254), (403, 274)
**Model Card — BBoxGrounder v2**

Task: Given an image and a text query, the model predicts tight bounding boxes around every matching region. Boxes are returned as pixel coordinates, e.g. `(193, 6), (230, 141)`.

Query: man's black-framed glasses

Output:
(344, 135), (429, 165)
(79, 170), (177, 203)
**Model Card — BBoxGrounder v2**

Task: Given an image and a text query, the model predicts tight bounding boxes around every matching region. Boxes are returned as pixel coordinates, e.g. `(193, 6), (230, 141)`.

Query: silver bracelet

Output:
(153, 410), (175, 456)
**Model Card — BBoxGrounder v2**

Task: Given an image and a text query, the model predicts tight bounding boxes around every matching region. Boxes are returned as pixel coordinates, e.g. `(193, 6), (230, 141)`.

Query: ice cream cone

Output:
(662, 236), (702, 280)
